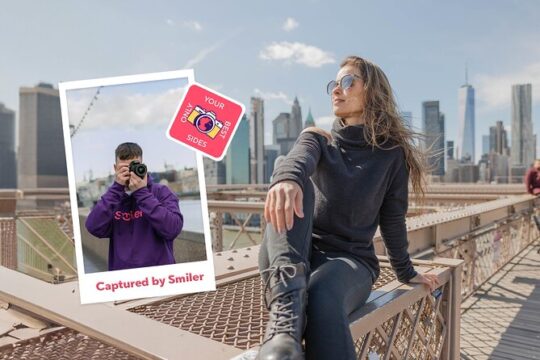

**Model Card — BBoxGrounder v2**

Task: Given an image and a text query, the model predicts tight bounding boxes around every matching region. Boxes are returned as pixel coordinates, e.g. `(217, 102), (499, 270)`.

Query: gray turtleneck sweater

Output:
(270, 118), (418, 284)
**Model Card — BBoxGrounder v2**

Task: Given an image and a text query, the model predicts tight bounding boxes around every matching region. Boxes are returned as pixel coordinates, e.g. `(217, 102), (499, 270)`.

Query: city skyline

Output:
(2, 76), (534, 185)
(0, 1), (539, 167)
(0, 80), (535, 187)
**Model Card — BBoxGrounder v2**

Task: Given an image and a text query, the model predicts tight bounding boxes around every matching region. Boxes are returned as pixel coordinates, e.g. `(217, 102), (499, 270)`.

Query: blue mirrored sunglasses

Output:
(326, 74), (363, 95)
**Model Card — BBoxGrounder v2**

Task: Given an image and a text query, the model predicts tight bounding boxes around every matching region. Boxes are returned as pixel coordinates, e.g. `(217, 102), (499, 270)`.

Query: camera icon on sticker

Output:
(187, 105), (223, 139)
(167, 82), (246, 161)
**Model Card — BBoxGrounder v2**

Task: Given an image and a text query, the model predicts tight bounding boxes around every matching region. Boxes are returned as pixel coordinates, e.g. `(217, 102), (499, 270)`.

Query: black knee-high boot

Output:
(257, 262), (308, 360)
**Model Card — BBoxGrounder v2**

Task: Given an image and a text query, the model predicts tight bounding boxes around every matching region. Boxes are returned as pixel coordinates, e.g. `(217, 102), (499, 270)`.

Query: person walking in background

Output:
(525, 159), (540, 242)
(525, 159), (540, 196)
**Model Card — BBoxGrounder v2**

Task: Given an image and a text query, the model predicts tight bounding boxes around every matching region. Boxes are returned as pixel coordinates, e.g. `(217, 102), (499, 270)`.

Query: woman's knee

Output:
(306, 266), (346, 317)
(306, 258), (372, 316)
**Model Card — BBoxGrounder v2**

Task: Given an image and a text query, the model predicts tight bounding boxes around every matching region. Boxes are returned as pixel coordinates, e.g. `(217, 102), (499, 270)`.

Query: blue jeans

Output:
(259, 179), (374, 360)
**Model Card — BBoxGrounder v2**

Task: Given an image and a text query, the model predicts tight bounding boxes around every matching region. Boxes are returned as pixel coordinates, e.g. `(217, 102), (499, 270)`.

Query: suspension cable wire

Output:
(70, 86), (103, 138)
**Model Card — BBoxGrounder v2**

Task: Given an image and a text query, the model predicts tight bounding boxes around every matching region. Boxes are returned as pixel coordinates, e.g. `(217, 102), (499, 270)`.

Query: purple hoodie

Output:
(85, 174), (183, 271)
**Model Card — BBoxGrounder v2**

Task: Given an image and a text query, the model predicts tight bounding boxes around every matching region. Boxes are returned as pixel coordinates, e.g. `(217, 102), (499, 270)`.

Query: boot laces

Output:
(261, 264), (300, 336)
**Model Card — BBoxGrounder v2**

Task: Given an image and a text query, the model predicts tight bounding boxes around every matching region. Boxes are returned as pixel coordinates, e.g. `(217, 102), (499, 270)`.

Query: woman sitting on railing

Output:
(257, 56), (442, 360)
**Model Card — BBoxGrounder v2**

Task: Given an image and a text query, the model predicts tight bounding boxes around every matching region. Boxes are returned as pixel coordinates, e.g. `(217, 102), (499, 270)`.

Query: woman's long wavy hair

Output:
(340, 56), (443, 205)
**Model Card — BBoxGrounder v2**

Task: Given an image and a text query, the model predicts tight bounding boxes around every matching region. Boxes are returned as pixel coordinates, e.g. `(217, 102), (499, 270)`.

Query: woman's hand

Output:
(264, 181), (304, 234)
(408, 272), (441, 292)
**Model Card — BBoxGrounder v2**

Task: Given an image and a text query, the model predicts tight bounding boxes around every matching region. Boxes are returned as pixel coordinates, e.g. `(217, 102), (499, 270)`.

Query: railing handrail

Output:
(0, 266), (243, 360)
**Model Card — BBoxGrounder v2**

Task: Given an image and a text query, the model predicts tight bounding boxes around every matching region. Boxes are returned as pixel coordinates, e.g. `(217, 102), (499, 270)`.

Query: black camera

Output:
(129, 160), (147, 178)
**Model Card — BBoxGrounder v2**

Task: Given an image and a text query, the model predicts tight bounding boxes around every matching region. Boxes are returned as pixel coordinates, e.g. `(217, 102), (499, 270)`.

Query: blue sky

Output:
(1, 1), (539, 164)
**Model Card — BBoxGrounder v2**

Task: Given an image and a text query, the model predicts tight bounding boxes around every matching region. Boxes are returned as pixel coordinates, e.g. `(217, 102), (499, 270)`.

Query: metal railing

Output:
(206, 183), (526, 195)
(208, 201), (265, 252)
(349, 257), (463, 360)
(0, 185), (538, 359)
(435, 209), (538, 299)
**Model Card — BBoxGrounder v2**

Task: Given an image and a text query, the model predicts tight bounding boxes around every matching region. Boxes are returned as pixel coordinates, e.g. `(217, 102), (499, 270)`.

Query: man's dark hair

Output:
(115, 142), (143, 161)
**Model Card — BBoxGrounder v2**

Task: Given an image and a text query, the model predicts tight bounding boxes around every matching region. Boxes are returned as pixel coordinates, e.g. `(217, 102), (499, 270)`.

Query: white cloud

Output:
(474, 61), (540, 113)
(184, 42), (222, 68)
(259, 41), (335, 68)
(67, 87), (186, 132)
(254, 88), (293, 105)
(315, 116), (335, 131)
(183, 20), (203, 32)
(282, 17), (299, 32)
(165, 19), (203, 31)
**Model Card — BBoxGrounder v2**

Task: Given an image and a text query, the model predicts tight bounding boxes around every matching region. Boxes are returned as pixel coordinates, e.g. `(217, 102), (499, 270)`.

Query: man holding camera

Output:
(85, 142), (183, 271)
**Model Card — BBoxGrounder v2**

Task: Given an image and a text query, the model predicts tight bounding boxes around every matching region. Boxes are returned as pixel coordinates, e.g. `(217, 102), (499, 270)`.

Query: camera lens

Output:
(135, 164), (147, 178)
(129, 161), (147, 178)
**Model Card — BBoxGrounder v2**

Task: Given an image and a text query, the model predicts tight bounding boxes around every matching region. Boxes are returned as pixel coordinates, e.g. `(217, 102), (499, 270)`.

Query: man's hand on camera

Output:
(264, 181), (304, 234)
(128, 172), (147, 192)
(115, 165), (130, 187)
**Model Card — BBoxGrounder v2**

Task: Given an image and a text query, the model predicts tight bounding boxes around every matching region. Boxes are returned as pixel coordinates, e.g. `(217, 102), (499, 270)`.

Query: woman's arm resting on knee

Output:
(265, 181), (304, 234)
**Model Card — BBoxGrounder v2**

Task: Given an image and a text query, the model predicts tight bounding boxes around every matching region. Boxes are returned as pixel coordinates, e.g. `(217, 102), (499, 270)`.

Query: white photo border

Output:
(58, 69), (217, 304)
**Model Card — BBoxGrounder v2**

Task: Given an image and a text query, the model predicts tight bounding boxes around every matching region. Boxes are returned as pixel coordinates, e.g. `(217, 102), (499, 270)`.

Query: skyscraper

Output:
(225, 115), (250, 184)
(203, 157), (226, 185)
(0, 103), (17, 188)
(273, 97), (304, 155)
(446, 140), (454, 160)
(488, 152), (510, 184)
(440, 113), (446, 174)
(511, 84), (533, 167)
(445, 140), (458, 183)
(273, 112), (292, 155)
(457, 73), (475, 163)
(18, 83), (67, 189)
(249, 97), (265, 184)
(487, 123), (512, 183)
(482, 135), (490, 156)
(422, 101), (445, 176)
(264, 144), (281, 183)
(290, 96), (302, 137)
(489, 121), (509, 156)
(304, 108), (315, 128)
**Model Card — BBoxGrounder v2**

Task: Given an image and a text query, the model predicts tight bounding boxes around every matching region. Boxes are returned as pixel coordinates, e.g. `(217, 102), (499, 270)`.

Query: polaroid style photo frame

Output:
(58, 69), (217, 304)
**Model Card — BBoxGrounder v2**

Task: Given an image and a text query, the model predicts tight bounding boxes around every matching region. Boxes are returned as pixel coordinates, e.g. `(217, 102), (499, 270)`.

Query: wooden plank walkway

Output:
(460, 242), (540, 359)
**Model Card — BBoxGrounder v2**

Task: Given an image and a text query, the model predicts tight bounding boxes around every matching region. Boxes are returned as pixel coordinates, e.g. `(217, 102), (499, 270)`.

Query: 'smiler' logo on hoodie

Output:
(114, 210), (144, 222)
